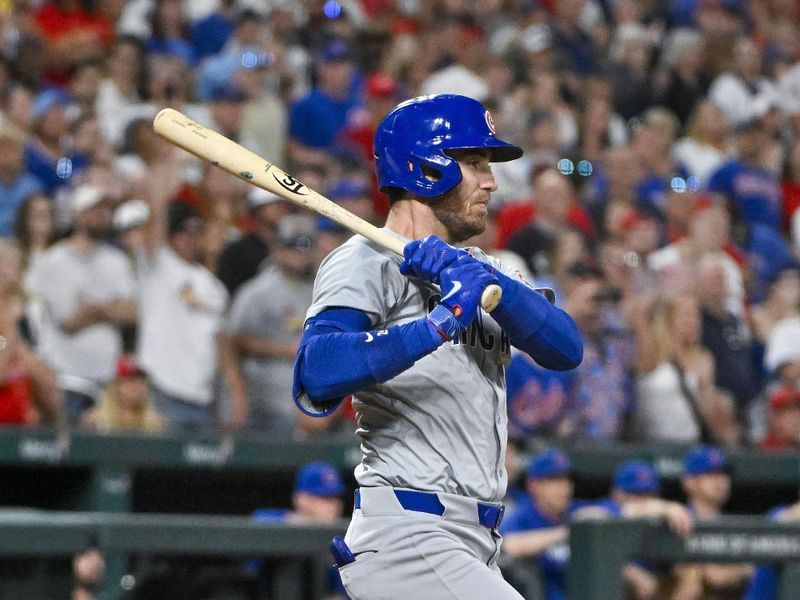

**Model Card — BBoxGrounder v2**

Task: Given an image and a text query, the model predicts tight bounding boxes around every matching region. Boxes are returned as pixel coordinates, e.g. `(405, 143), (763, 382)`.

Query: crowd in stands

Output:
(0, 0), (798, 453)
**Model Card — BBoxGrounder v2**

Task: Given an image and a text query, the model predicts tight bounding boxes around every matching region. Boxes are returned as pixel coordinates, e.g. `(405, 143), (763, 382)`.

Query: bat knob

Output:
(480, 284), (502, 312)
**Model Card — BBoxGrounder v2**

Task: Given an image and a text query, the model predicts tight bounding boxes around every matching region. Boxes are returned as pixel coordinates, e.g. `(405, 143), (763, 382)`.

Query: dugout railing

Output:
(0, 427), (797, 514)
(569, 517), (800, 600)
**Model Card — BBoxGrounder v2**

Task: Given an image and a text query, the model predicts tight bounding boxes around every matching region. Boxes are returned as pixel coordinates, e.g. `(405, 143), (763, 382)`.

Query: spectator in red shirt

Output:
(0, 240), (60, 426)
(761, 387), (800, 451)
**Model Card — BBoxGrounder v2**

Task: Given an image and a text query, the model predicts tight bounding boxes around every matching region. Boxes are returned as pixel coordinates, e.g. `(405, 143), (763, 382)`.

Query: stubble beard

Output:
(430, 192), (487, 244)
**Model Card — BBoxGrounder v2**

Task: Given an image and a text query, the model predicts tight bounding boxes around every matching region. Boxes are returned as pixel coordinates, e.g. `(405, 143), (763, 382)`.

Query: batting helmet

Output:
(373, 94), (523, 198)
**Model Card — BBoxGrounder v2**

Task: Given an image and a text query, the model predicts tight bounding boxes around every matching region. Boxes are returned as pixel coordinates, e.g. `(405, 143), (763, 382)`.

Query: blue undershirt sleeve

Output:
(490, 271), (584, 371)
(292, 307), (445, 417)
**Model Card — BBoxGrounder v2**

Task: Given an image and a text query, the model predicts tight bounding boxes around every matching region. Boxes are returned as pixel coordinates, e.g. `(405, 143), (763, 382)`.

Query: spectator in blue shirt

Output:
(0, 121), (42, 236)
(249, 462), (347, 597)
(707, 116), (783, 231)
(288, 40), (361, 166)
(500, 448), (578, 600)
(744, 501), (800, 600)
(24, 89), (72, 195)
(190, 0), (237, 62)
(673, 446), (754, 599)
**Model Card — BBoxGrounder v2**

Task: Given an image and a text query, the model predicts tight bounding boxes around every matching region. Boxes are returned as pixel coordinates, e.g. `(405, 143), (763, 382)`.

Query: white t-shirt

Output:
(26, 242), (136, 385)
(633, 362), (702, 443)
(672, 137), (728, 186)
(136, 246), (228, 405)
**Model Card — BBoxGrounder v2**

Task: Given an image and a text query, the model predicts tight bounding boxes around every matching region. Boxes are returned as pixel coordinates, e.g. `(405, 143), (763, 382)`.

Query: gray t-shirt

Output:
(27, 241), (136, 384)
(227, 263), (313, 428)
(307, 232), (514, 502)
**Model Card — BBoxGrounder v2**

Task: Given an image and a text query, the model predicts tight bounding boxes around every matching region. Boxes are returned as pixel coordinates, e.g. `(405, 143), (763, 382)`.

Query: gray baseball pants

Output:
(337, 486), (525, 600)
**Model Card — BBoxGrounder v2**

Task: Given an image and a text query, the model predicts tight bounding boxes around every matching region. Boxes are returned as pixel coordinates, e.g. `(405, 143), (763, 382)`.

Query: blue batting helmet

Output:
(373, 94), (523, 198)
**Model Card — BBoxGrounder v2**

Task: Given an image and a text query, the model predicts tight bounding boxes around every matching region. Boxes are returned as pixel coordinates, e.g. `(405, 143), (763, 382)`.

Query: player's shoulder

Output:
(320, 231), (402, 273)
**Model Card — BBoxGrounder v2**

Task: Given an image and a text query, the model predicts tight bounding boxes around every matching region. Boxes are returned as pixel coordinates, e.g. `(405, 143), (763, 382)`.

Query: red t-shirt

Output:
(0, 357), (31, 425)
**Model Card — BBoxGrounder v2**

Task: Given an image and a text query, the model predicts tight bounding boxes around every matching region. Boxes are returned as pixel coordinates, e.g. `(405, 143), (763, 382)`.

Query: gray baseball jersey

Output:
(307, 230), (517, 503)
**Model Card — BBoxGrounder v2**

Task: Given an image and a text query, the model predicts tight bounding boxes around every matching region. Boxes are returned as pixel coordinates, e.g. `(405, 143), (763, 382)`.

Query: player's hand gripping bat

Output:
(152, 108), (502, 311)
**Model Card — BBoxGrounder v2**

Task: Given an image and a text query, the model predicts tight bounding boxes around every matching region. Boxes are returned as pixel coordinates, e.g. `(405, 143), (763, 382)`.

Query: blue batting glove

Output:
(400, 235), (470, 284)
(427, 256), (499, 340)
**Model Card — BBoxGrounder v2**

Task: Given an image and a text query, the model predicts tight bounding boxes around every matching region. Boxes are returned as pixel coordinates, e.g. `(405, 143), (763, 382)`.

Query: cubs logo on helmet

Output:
(373, 94), (523, 198)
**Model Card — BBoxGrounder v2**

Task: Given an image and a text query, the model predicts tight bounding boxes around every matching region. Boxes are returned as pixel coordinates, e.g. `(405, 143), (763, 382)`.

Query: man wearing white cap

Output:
(215, 186), (292, 294)
(26, 184), (137, 423)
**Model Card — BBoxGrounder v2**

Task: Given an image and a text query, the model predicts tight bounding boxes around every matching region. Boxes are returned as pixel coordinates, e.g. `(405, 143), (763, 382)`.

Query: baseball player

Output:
(292, 94), (583, 599)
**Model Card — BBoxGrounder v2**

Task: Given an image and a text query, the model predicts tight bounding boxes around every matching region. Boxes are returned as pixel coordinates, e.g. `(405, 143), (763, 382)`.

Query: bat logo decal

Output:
(239, 171), (254, 180)
(273, 172), (308, 195)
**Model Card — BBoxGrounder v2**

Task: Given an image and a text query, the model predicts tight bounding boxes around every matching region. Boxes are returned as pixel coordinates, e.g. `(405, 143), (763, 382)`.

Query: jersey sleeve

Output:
(307, 236), (407, 326)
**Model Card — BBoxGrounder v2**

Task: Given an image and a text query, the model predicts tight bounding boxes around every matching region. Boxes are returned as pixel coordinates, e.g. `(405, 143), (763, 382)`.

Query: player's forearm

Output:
(501, 526), (568, 558)
(296, 316), (444, 403)
(491, 271), (583, 370)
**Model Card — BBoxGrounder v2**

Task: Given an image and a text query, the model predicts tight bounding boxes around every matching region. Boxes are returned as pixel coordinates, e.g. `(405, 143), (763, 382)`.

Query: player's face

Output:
(431, 150), (497, 243)
(530, 476), (574, 519)
(692, 472), (731, 508)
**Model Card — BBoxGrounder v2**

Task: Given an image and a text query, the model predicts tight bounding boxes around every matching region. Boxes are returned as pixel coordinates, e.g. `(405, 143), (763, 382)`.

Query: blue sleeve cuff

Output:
(491, 271), (583, 371)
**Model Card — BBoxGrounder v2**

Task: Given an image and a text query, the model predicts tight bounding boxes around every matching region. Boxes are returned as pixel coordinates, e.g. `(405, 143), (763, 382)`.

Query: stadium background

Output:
(0, 0), (799, 598)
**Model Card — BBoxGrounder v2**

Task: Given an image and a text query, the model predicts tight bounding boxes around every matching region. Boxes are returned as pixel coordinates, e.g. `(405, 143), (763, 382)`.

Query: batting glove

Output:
(400, 235), (471, 284)
(427, 256), (499, 340)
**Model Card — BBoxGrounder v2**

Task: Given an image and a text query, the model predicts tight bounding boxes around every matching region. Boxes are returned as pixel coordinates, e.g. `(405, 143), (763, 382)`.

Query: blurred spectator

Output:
(673, 445), (754, 600)
(0, 239), (61, 426)
(95, 35), (146, 148)
(559, 261), (634, 440)
(744, 499), (800, 600)
(195, 9), (268, 100)
(630, 107), (685, 219)
(780, 137), (800, 240)
(219, 214), (317, 435)
(672, 100), (729, 187)
(34, 0), (113, 86)
(112, 198), (151, 258)
(327, 175), (376, 225)
(760, 386), (800, 451)
(572, 94), (628, 165)
(763, 315), (800, 390)
(215, 187), (292, 296)
(632, 290), (740, 444)
(288, 39), (361, 167)
(420, 18), (489, 101)
(72, 547), (105, 600)
(606, 23), (653, 121)
(12, 192), (57, 280)
(750, 265), (800, 344)
(572, 460), (693, 600)
(25, 89), (72, 194)
(189, 0), (237, 62)
(26, 185), (136, 424)
(138, 160), (228, 431)
(500, 448), (576, 600)
(655, 27), (708, 126)
(248, 461), (346, 598)
(0, 121), (42, 236)
(82, 354), (164, 433)
(506, 170), (577, 278)
(708, 113), (783, 230)
(144, 0), (194, 65)
(648, 196), (745, 317)
(695, 253), (760, 411)
(707, 37), (776, 129)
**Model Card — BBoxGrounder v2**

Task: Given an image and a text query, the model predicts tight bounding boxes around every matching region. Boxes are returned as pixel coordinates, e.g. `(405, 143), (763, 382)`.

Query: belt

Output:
(354, 488), (505, 530)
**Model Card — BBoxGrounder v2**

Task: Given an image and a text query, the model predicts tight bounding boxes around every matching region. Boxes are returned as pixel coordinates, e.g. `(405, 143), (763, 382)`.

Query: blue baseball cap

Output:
(684, 446), (730, 476)
(32, 88), (68, 121)
(329, 177), (369, 202)
(294, 462), (345, 497)
(613, 460), (660, 495)
(527, 449), (572, 479)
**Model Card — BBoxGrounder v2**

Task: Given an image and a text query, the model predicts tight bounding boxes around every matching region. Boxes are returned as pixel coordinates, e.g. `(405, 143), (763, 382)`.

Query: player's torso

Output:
(310, 234), (511, 502)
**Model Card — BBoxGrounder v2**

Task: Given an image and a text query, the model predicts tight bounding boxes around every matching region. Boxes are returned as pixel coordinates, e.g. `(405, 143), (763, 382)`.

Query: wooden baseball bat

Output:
(152, 108), (502, 312)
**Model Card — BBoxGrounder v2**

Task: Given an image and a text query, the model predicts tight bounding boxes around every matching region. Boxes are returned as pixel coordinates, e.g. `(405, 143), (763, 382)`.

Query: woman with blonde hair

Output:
(630, 289), (740, 444)
(82, 355), (164, 433)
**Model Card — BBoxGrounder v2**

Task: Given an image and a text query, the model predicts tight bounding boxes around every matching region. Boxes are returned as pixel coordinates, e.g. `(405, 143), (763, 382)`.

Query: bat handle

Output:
(481, 284), (502, 313)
